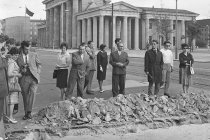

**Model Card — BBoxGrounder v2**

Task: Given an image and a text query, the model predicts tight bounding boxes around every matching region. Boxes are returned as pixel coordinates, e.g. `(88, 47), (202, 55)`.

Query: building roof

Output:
(197, 19), (210, 27)
(138, 7), (199, 15)
(30, 19), (45, 22)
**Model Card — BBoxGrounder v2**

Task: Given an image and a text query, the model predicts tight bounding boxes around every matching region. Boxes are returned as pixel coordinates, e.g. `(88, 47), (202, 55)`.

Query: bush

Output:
(196, 40), (207, 48)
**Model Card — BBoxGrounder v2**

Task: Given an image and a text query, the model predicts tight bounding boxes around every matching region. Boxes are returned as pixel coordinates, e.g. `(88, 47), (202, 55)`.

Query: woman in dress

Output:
(179, 43), (194, 93)
(55, 42), (71, 100)
(97, 44), (108, 93)
(7, 47), (22, 123)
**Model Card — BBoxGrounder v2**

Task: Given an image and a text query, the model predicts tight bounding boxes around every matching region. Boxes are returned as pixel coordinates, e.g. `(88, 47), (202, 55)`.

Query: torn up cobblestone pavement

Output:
(28, 92), (210, 137)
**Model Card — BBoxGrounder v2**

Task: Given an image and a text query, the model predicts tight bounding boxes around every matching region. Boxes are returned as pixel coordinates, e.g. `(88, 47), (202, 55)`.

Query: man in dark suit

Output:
(0, 51), (9, 139)
(144, 40), (163, 96)
(66, 43), (90, 98)
(109, 42), (129, 97)
(17, 41), (42, 120)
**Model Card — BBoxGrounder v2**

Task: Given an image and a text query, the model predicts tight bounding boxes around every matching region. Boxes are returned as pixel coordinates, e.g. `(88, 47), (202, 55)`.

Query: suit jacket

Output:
(86, 47), (96, 71)
(17, 51), (42, 83)
(0, 57), (9, 98)
(109, 51), (129, 75)
(144, 49), (163, 83)
(69, 51), (90, 79)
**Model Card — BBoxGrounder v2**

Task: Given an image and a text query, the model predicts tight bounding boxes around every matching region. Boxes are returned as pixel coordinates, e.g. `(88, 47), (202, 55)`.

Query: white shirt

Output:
(160, 48), (173, 67)
(118, 51), (121, 55)
(81, 53), (84, 61)
(56, 52), (71, 69)
(23, 54), (29, 64)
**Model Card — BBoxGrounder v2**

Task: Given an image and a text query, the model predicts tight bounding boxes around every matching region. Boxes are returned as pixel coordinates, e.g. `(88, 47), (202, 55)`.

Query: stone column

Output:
(104, 17), (109, 47)
(54, 6), (60, 48)
(49, 8), (54, 48)
(181, 20), (185, 43)
(123, 16), (128, 50)
(66, 0), (71, 47)
(145, 17), (149, 47)
(99, 15), (104, 45)
(77, 20), (81, 45)
(116, 18), (121, 38)
(60, 3), (64, 43)
(134, 17), (139, 50)
(127, 18), (132, 50)
(46, 10), (50, 48)
(141, 18), (146, 50)
(112, 16), (116, 47)
(92, 17), (98, 49)
(170, 20), (173, 45)
(82, 19), (86, 42)
(72, 0), (79, 48)
(87, 18), (92, 41)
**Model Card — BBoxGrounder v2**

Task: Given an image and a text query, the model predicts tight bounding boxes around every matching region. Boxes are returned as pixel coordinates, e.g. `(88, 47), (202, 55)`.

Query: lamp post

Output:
(175, 0), (178, 59)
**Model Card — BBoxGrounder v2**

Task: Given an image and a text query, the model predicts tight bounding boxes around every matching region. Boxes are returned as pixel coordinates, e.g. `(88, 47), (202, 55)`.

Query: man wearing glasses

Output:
(110, 42), (129, 97)
(160, 41), (173, 97)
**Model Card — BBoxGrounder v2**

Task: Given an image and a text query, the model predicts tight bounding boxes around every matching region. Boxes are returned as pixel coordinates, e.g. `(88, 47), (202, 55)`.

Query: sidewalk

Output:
(37, 48), (210, 62)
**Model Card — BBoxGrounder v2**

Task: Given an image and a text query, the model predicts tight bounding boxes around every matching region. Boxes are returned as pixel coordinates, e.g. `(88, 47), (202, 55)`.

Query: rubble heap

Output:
(34, 92), (210, 131)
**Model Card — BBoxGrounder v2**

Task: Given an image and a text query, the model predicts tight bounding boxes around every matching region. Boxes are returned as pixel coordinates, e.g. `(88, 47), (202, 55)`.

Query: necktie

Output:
(25, 55), (28, 64)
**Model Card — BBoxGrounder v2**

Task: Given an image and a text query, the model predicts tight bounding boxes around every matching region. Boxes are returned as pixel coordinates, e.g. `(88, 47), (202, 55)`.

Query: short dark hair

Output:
(21, 41), (29, 48)
(60, 42), (68, 50)
(115, 38), (121, 44)
(181, 43), (189, 49)
(163, 41), (171, 45)
(79, 42), (86, 48)
(8, 47), (19, 55)
(87, 41), (93, 45)
(152, 40), (158, 44)
(1, 47), (6, 52)
(99, 44), (106, 50)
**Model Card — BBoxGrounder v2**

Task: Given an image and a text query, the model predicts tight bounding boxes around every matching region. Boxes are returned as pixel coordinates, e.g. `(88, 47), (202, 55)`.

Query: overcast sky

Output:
(0, 0), (210, 20)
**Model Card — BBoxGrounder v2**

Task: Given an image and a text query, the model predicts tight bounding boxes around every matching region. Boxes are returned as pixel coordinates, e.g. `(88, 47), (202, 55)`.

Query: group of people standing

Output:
(0, 41), (41, 139)
(55, 38), (129, 100)
(144, 40), (194, 97)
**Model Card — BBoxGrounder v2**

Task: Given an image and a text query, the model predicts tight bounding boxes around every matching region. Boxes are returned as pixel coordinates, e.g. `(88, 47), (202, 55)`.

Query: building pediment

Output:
(98, 1), (141, 13)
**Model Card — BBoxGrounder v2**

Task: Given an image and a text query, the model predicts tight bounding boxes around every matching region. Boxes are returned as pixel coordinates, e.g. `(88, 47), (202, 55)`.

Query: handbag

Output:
(8, 80), (21, 92)
(53, 69), (58, 79)
(190, 67), (195, 75)
(190, 61), (195, 75)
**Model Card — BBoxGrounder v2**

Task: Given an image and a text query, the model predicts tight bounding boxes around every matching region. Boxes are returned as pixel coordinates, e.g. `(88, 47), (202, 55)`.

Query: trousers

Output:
(112, 74), (126, 97)
(19, 75), (38, 115)
(162, 63), (171, 94)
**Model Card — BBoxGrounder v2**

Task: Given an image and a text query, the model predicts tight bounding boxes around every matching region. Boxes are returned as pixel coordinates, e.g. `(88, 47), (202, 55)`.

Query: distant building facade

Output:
(1, 16), (45, 43)
(30, 20), (45, 43)
(42, 0), (198, 49)
(37, 23), (47, 48)
(197, 19), (210, 48)
(1, 16), (30, 42)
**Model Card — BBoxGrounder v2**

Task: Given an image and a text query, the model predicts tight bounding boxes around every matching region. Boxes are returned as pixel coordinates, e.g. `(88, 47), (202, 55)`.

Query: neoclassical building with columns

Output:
(41, 0), (198, 49)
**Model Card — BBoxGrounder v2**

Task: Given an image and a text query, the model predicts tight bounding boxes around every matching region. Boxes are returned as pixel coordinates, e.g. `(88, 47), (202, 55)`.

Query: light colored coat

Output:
(17, 51), (41, 83)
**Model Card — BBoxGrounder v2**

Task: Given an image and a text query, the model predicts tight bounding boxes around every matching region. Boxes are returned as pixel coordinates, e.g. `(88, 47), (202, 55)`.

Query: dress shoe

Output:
(22, 115), (28, 120)
(164, 93), (171, 98)
(27, 113), (32, 119)
(86, 90), (95, 95)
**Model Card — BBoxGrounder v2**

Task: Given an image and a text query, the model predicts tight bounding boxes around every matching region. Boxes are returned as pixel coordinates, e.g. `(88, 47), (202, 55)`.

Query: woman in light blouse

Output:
(55, 42), (71, 100)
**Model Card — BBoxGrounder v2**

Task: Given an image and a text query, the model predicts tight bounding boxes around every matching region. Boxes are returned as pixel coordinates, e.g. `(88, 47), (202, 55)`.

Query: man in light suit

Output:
(66, 43), (90, 98)
(17, 41), (41, 120)
(84, 41), (96, 95)
(109, 43), (129, 97)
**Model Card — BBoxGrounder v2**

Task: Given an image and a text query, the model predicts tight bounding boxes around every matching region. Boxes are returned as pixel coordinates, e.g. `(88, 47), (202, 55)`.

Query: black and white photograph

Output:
(1, 0), (210, 139)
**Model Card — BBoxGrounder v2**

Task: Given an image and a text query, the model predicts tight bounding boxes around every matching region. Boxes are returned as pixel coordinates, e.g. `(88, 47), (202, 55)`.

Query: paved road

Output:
(14, 50), (210, 120)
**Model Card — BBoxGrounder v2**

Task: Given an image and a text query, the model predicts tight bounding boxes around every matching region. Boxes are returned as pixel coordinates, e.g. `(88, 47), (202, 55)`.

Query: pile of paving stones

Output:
(34, 92), (210, 131)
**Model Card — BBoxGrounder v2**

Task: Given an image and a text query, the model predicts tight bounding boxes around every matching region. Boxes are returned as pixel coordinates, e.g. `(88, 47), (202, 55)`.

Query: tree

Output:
(186, 21), (201, 51)
(0, 33), (9, 43)
(152, 8), (174, 48)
